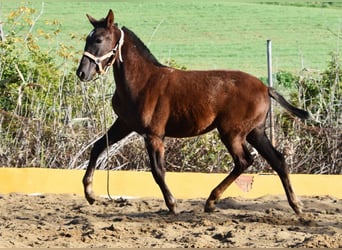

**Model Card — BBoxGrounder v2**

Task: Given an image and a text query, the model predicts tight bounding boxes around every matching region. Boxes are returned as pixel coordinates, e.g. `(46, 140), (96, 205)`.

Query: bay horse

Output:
(76, 10), (309, 215)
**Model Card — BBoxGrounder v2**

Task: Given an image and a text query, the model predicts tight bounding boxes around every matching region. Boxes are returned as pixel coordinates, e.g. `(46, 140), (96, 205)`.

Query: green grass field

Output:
(1, 0), (341, 76)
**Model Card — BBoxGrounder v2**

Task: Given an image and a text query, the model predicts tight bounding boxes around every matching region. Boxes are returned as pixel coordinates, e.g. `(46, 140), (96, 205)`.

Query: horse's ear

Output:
(86, 14), (97, 27)
(106, 9), (114, 28)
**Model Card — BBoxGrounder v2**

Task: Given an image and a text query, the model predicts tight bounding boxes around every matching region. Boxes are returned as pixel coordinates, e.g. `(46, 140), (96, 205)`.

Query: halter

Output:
(83, 28), (124, 75)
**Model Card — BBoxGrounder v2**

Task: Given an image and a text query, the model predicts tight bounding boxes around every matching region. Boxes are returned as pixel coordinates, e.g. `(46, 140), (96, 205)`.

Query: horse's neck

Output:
(113, 32), (157, 96)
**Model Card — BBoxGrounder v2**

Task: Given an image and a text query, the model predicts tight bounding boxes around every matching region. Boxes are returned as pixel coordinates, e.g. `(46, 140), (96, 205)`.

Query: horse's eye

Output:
(95, 38), (102, 44)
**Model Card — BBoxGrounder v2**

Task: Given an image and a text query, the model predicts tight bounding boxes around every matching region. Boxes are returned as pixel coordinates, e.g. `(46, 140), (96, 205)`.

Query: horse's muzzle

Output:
(76, 60), (95, 82)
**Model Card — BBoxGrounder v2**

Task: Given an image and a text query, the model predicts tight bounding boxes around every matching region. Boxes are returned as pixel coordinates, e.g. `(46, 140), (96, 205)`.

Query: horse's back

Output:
(167, 68), (269, 113)
(169, 68), (267, 95)
(161, 68), (269, 137)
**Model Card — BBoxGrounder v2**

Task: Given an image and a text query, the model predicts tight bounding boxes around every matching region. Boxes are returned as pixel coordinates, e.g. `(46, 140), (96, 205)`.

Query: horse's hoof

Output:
(167, 203), (177, 214)
(165, 196), (177, 214)
(291, 198), (303, 215)
(294, 206), (303, 216)
(204, 201), (216, 213)
(169, 207), (178, 215)
(85, 193), (96, 205)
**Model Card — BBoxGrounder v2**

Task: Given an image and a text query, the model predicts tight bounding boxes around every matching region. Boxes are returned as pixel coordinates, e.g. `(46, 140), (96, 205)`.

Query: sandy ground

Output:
(0, 193), (341, 248)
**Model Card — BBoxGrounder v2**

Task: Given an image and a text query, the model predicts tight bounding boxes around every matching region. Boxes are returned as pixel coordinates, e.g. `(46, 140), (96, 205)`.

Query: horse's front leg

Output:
(145, 134), (176, 213)
(83, 119), (131, 204)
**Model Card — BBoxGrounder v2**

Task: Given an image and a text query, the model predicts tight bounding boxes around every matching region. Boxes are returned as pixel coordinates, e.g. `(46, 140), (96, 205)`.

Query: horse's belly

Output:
(165, 114), (216, 138)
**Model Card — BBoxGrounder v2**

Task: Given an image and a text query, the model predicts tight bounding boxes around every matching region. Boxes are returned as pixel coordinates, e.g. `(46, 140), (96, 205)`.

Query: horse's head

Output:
(76, 9), (123, 81)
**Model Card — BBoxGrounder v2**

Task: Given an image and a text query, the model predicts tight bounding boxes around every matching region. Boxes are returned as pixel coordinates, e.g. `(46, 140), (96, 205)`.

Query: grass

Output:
(0, 0), (341, 76)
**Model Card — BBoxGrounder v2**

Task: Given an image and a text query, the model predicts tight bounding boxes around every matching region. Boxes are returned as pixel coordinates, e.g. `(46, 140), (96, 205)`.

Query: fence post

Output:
(267, 40), (275, 146)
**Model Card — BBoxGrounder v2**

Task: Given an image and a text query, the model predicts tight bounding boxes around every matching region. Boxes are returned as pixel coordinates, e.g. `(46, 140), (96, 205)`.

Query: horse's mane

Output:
(122, 26), (165, 67)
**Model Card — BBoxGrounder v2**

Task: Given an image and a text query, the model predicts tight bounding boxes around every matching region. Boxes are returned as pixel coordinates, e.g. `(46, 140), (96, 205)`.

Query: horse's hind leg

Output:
(145, 134), (176, 213)
(205, 133), (253, 212)
(247, 126), (303, 215)
(83, 119), (131, 204)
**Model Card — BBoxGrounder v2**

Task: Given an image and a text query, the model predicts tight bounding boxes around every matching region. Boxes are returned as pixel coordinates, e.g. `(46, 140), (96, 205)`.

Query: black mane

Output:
(122, 27), (165, 67)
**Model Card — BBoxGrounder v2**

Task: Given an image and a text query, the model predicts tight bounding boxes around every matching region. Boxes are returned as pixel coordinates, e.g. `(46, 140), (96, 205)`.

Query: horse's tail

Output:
(268, 87), (310, 120)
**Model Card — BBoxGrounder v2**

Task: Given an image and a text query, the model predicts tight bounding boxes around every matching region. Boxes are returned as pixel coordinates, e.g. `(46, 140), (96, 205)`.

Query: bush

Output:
(0, 6), (114, 168)
(273, 53), (341, 174)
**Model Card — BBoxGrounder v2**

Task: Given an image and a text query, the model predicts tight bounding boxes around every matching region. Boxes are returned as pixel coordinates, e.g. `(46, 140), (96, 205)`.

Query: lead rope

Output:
(105, 29), (124, 201)
(99, 76), (113, 201)
(104, 29), (124, 202)
(93, 29), (125, 201)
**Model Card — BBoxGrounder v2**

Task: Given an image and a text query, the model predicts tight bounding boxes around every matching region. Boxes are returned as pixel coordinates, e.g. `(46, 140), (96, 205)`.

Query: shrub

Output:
(273, 53), (341, 174)
(0, 5), (112, 168)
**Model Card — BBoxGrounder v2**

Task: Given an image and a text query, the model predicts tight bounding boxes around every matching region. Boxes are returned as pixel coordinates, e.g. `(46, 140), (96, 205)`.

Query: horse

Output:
(76, 9), (309, 215)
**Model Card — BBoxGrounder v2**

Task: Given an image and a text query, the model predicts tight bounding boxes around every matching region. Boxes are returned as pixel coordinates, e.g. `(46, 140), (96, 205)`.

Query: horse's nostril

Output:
(77, 70), (85, 80)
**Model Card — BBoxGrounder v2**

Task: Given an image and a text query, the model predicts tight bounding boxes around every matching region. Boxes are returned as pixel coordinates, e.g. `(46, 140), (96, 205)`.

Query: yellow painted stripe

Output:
(0, 168), (341, 199)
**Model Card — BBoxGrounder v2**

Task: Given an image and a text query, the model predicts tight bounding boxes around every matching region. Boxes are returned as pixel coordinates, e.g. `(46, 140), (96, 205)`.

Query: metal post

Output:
(267, 40), (275, 146)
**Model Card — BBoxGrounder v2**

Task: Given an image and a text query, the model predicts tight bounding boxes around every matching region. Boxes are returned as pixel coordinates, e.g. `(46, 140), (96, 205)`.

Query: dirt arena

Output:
(0, 193), (341, 248)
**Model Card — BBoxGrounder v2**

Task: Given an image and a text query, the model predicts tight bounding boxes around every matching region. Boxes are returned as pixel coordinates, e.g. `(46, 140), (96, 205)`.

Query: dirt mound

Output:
(0, 193), (341, 248)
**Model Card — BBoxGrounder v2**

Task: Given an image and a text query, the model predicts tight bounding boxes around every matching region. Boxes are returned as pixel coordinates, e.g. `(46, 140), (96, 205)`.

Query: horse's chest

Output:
(111, 92), (147, 132)
(112, 94), (135, 121)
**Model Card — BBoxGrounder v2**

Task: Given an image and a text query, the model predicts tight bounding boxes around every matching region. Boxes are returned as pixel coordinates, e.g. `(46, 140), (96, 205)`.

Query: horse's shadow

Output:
(89, 196), (342, 232)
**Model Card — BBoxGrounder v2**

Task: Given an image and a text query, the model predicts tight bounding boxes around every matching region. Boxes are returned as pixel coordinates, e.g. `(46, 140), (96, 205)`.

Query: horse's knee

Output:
(145, 135), (164, 155)
(243, 144), (254, 166)
(145, 135), (166, 173)
(274, 155), (289, 177)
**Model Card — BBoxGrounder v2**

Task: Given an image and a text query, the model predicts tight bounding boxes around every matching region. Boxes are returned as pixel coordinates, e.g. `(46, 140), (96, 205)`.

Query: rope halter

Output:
(83, 28), (124, 75)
